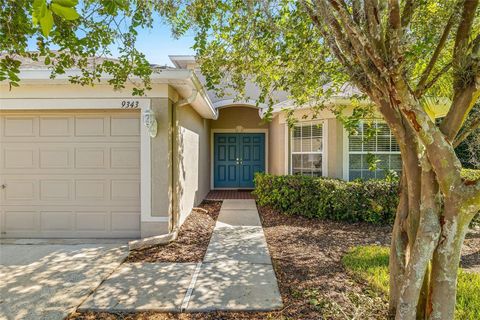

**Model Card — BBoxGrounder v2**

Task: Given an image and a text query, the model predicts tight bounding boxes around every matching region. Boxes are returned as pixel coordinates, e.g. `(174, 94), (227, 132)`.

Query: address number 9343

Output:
(121, 100), (140, 109)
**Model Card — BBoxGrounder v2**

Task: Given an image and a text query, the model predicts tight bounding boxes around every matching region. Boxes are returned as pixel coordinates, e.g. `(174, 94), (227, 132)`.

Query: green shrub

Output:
(343, 245), (480, 320)
(254, 173), (399, 224)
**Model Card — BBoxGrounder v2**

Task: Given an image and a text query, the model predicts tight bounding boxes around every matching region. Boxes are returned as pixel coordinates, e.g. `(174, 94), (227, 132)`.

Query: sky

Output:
(27, 16), (196, 67)
(132, 23), (196, 67)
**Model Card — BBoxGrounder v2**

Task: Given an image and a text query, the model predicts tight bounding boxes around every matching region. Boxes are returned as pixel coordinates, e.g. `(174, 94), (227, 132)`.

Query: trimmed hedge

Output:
(254, 173), (399, 224)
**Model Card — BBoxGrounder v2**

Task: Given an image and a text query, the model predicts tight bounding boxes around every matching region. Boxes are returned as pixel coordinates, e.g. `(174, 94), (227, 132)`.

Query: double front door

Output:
(214, 133), (266, 188)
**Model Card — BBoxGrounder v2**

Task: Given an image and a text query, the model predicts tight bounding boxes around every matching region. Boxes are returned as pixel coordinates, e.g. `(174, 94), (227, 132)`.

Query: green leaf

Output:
(51, 3), (80, 20)
(39, 9), (54, 37)
(52, 0), (78, 7)
(32, 0), (47, 26)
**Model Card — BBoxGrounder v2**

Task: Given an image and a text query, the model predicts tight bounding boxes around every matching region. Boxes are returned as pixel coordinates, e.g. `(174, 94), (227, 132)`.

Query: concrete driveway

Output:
(0, 241), (128, 320)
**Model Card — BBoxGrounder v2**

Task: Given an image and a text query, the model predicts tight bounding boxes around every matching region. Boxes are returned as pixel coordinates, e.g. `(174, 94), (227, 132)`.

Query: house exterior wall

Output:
(142, 97), (172, 237)
(211, 107), (268, 130)
(326, 118), (345, 179)
(175, 103), (211, 226)
(268, 115), (287, 175)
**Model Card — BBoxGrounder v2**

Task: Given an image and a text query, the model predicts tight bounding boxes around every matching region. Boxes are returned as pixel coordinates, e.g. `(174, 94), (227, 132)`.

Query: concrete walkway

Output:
(0, 242), (127, 320)
(80, 199), (282, 313)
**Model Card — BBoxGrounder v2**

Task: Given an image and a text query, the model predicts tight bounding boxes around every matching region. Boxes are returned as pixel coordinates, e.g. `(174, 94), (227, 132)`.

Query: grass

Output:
(461, 168), (480, 181)
(342, 245), (480, 320)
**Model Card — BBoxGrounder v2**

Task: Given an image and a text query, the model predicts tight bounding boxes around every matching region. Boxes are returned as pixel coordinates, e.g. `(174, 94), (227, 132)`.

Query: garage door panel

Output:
(1, 206), (140, 238)
(4, 117), (36, 137)
(39, 117), (72, 137)
(110, 117), (140, 136)
(4, 148), (37, 169)
(75, 116), (107, 136)
(110, 147), (140, 169)
(5, 180), (36, 201)
(40, 180), (72, 201)
(40, 211), (74, 231)
(111, 180), (140, 201)
(4, 211), (39, 232)
(0, 110), (141, 239)
(75, 148), (107, 169)
(39, 148), (72, 169)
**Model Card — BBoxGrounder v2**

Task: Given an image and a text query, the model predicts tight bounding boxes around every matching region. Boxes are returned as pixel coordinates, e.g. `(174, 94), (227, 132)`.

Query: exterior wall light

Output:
(143, 108), (158, 138)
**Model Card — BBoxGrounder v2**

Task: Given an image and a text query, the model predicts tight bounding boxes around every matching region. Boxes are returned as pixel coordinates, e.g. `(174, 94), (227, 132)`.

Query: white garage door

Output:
(0, 110), (141, 238)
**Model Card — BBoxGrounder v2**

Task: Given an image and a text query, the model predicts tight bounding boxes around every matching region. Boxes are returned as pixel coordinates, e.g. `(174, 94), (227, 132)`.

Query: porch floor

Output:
(205, 190), (256, 200)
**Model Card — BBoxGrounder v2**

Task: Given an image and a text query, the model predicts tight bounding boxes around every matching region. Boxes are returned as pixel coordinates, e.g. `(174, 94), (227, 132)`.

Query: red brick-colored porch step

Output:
(205, 190), (256, 200)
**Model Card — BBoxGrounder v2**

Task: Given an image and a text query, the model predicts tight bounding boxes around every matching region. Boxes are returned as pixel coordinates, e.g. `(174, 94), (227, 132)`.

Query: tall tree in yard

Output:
(1, 1), (480, 319)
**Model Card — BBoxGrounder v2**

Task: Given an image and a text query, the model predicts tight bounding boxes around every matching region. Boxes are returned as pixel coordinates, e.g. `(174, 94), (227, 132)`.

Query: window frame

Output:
(343, 119), (402, 181)
(289, 120), (328, 177)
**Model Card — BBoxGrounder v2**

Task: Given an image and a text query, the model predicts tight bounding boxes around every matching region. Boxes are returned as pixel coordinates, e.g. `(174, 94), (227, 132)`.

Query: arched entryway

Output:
(210, 105), (268, 189)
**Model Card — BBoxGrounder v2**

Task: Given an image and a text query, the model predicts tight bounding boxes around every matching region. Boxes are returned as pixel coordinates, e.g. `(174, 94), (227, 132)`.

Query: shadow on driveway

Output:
(0, 242), (127, 320)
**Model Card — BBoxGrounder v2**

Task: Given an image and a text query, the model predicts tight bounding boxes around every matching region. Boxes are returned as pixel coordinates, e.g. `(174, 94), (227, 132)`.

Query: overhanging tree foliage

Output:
(1, 1), (480, 319)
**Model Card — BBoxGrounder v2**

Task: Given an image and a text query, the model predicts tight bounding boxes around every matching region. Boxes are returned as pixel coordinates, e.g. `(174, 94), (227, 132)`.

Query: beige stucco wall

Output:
(142, 97), (172, 238)
(211, 107), (268, 130)
(326, 118), (345, 179)
(175, 103), (211, 226)
(268, 115), (287, 175)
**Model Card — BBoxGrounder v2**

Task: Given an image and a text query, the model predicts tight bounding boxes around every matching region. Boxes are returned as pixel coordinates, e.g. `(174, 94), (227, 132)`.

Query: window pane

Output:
(377, 136), (391, 152)
(349, 154), (362, 169)
(364, 138), (376, 152)
(301, 138), (312, 153)
(377, 154), (390, 169)
(312, 137), (323, 152)
(377, 122), (390, 135)
(311, 124), (322, 137)
(390, 154), (402, 170)
(349, 170), (362, 180)
(301, 125), (312, 138)
(349, 135), (363, 151)
(292, 126), (301, 138)
(292, 137), (302, 152)
(292, 154), (302, 170)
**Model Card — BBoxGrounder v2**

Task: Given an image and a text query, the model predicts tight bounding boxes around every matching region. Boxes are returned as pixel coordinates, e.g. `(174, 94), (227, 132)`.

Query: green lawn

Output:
(342, 246), (480, 320)
(462, 168), (480, 181)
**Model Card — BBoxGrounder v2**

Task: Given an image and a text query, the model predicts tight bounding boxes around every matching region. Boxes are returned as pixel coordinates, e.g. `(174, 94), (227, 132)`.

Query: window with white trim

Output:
(348, 120), (402, 180)
(290, 121), (324, 177)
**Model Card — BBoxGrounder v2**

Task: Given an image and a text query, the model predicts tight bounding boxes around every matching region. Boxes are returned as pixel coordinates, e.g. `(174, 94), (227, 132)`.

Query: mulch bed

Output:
(461, 226), (480, 273)
(69, 205), (480, 320)
(126, 200), (222, 263)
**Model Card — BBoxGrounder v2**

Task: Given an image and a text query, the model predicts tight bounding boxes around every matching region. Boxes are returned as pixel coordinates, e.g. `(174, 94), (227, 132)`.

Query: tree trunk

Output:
(427, 200), (470, 320)
(395, 167), (440, 320)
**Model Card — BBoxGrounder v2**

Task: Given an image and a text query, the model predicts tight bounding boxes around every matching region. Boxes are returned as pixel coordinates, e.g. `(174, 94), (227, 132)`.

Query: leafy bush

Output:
(254, 173), (399, 224)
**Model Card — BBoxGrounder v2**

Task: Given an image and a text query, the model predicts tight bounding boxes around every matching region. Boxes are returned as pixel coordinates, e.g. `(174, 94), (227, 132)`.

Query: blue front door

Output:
(214, 133), (265, 188)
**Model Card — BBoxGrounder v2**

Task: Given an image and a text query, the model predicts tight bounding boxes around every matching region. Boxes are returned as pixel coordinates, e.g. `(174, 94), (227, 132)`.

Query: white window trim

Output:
(343, 120), (401, 181)
(288, 120), (328, 177)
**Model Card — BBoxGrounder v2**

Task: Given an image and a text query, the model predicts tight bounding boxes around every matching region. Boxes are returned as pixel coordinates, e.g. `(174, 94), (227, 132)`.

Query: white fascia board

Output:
(5, 68), (217, 119)
(15, 68), (193, 83)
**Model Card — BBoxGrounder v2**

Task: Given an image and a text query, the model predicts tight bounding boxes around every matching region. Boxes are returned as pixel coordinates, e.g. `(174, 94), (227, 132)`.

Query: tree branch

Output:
(440, 0), (479, 142)
(415, 10), (457, 97)
(400, 0), (417, 28)
(325, 0), (389, 76)
(415, 62), (452, 98)
(453, 113), (480, 147)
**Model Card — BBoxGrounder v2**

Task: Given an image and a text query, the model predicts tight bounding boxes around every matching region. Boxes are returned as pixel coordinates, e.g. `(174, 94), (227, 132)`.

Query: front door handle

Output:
(0, 184), (6, 190)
